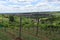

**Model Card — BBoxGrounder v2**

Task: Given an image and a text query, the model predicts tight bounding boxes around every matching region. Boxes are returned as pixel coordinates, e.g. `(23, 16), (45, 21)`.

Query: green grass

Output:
(0, 28), (12, 40)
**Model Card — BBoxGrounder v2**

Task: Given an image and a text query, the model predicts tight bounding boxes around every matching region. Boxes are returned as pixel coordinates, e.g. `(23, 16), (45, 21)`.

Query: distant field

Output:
(51, 12), (60, 16)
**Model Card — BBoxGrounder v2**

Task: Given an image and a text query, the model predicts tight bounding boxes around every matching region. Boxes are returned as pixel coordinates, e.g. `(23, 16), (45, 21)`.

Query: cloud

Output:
(0, 0), (60, 13)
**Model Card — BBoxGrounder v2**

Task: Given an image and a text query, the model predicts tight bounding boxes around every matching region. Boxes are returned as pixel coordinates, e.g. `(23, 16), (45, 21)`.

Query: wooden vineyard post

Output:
(19, 16), (22, 38)
(15, 16), (22, 40)
(36, 17), (39, 36)
(33, 14), (40, 36)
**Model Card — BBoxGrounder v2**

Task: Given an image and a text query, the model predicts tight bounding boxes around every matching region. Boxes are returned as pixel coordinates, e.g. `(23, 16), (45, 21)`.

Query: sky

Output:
(0, 0), (60, 13)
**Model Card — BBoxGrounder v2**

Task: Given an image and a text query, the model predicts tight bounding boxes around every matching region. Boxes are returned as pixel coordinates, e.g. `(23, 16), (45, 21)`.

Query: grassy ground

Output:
(0, 28), (41, 40)
(0, 28), (13, 40)
(1, 27), (59, 40)
(22, 27), (60, 40)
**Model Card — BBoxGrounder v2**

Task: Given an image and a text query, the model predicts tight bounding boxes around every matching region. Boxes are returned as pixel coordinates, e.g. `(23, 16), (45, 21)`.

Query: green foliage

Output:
(9, 16), (14, 22)
(0, 14), (60, 30)
(0, 23), (4, 28)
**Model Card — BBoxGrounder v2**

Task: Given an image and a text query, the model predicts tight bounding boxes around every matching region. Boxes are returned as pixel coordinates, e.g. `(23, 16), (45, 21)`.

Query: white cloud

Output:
(0, 0), (60, 13)
(8, 0), (37, 4)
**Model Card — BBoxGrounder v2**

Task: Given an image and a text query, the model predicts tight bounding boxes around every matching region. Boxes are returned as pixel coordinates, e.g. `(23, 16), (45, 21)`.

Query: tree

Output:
(9, 15), (14, 22)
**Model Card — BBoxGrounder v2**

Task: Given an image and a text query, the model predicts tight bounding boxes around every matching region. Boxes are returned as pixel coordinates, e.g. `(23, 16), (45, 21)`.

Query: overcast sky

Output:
(0, 0), (60, 13)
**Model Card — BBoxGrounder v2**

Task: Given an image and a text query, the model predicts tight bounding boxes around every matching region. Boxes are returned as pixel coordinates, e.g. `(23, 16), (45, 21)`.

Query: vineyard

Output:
(0, 13), (60, 40)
